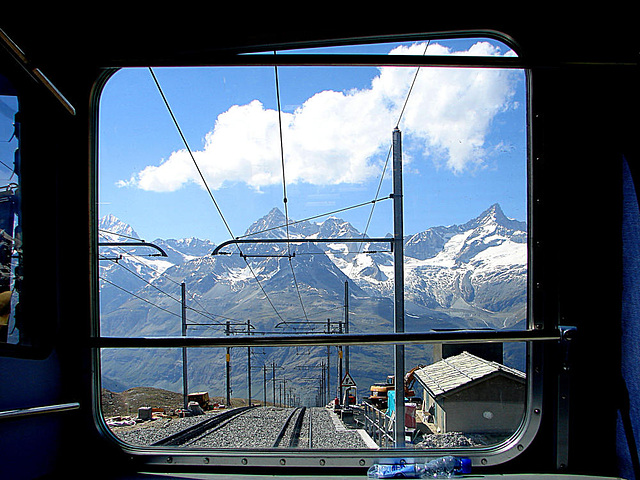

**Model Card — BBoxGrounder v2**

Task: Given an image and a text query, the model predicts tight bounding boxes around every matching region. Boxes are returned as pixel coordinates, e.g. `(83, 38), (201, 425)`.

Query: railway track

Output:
(150, 406), (313, 449)
(150, 406), (254, 447)
(272, 406), (308, 448)
(126, 406), (368, 450)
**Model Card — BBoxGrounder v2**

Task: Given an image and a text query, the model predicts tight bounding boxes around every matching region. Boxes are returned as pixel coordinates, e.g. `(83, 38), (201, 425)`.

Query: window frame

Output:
(0, 70), (24, 357)
(0, 28), (75, 359)
(89, 34), (555, 471)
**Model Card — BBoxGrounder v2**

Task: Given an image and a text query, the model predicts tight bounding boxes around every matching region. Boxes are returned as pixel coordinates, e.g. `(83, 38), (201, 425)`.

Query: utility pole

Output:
(246, 320), (252, 406)
(272, 361), (277, 407)
(344, 280), (350, 376)
(263, 364), (267, 405)
(338, 321), (343, 405)
(393, 127), (406, 448)
(320, 362), (325, 405)
(281, 377), (287, 407)
(326, 319), (331, 403)
(181, 283), (188, 410)
(225, 320), (231, 407)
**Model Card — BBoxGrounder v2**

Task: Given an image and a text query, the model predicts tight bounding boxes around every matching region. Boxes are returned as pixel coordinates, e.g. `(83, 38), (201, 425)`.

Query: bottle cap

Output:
(460, 457), (472, 474)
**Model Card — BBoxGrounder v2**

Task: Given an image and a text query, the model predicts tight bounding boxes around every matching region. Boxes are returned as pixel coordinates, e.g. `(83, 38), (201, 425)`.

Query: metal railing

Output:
(362, 401), (394, 448)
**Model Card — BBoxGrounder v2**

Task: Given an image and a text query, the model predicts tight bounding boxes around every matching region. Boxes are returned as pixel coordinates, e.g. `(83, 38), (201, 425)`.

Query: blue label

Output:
(372, 463), (420, 478)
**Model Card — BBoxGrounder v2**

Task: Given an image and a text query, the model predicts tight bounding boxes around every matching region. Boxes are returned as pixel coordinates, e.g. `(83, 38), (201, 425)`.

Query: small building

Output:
(413, 351), (526, 435)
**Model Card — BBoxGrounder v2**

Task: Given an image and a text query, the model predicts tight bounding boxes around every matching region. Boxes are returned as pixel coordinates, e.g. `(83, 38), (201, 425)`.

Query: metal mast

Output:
(392, 127), (406, 448)
(181, 283), (188, 410)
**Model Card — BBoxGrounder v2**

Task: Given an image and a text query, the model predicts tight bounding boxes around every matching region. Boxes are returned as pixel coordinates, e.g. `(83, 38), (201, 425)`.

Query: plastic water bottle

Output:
(367, 456), (472, 478)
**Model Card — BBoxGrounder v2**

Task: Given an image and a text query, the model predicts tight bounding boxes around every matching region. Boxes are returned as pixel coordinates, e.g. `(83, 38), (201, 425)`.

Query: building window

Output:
(94, 35), (543, 468)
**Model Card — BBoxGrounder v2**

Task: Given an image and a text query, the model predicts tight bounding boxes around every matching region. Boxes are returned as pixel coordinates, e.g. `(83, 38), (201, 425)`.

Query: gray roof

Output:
(413, 351), (525, 398)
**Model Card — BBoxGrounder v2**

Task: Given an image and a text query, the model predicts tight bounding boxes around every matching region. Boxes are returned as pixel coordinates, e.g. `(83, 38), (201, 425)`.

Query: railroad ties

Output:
(150, 406), (254, 447)
(272, 406), (308, 448)
(141, 406), (368, 450)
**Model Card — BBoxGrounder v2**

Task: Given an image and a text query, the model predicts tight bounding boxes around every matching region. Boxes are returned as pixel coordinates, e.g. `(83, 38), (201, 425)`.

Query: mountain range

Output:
(98, 204), (527, 403)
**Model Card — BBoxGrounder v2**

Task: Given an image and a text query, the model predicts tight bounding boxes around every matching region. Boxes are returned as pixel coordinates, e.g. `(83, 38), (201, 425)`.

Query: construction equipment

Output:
(367, 375), (395, 409)
(366, 365), (425, 410)
(187, 392), (211, 411)
(404, 364), (425, 398)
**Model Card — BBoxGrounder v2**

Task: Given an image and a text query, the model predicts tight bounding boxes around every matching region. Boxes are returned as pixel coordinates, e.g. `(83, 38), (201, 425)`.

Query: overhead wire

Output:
(236, 196), (391, 240)
(99, 276), (182, 320)
(348, 40), (432, 277)
(148, 67), (287, 326)
(274, 61), (309, 323)
(100, 230), (322, 326)
(99, 274), (238, 332)
(104, 45), (430, 336)
(99, 228), (143, 242)
(99, 251), (231, 325)
(98, 231), (239, 326)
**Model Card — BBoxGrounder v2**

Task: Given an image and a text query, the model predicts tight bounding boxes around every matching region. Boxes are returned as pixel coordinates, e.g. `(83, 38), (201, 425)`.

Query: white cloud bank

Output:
(118, 41), (519, 193)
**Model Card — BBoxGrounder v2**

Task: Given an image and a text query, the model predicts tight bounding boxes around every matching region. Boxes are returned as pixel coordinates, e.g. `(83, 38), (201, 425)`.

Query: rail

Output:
(151, 406), (253, 446)
(272, 406), (306, 448)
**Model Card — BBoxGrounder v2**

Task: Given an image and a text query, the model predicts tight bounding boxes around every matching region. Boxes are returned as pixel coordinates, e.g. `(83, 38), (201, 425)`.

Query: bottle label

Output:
(370, 463), (420, 478)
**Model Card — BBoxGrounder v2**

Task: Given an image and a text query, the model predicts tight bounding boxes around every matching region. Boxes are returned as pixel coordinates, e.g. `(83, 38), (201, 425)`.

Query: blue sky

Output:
(98, 38), (527, 245)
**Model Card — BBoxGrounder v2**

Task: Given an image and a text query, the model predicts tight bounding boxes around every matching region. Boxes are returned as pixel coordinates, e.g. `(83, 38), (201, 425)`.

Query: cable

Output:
(98, 228), (143, 242)
(100, 254), (232, 325)
(99, 276), (182, 320)
(99, 231), (236, 324)
(274, 62), (309, 323)
(349, 40), (432, 276)
(238, 196), (391, 239)
(149, 67), (287, 326)
(149, 68), (235, 241)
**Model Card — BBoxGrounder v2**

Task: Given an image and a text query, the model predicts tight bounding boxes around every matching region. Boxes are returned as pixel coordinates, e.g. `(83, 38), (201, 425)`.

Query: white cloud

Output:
(121, 41), (519, 192)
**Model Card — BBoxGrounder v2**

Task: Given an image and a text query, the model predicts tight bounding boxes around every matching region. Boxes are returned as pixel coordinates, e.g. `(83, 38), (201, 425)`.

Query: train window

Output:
(0, 72), (22, 351)
(94, 35), (541, 469)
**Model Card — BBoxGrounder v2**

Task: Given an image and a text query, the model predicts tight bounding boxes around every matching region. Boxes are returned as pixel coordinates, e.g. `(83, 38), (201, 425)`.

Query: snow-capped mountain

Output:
(99, 203), (526, 331)
(99, 213), (141, 241)
(342, 204), (528, 324)
(98, 205), (528, 394)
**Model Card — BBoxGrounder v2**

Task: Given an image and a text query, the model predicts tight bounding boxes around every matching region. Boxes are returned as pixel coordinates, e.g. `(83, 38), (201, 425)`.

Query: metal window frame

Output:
(89, 33), (548, 472)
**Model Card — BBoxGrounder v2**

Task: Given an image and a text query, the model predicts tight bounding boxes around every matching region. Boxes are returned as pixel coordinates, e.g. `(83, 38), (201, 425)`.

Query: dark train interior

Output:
(0, 10), (638, 480)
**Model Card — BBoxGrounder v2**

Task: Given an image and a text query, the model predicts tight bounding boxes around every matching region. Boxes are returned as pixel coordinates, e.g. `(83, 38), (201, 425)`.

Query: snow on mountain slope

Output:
(98, 205), (528, 392)
(98, 203), (527, 332)
(321, 204), (527, 322)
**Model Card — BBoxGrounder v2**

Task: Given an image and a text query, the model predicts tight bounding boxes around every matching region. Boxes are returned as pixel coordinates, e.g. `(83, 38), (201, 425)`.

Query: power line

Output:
(274, 62), (309, 323)
(149, 68), (235, 241)
(149, 67), (287, 326)
(98, 231), (237, 325)
(99, 276), (182, 320)
(98, 228), (143, 242)
(100, 254), (233, 325)
(350, 40), (432, 274)
(237, 195), (391, 239)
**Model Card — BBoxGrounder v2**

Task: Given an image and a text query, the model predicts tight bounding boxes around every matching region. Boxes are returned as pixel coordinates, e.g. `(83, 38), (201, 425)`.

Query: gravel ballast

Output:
(110, 406), (371, 450)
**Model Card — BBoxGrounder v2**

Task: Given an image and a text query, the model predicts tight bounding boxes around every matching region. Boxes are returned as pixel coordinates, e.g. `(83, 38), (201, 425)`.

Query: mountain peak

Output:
(469, 203), (525, 231)
(244, 207), (288, 237)
(99, 214), (140, 240)
(267, 207), (286, 220)
(481, 203), (506, 222)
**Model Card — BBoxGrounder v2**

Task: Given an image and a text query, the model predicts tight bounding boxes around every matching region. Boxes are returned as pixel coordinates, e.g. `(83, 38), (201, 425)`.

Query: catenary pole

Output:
(225, 321), (231, 406)
(344, 280), (349, 375)
(247, 320), (252, 406)
(393, 127), (406, 448)
(181, 283), (188, 410)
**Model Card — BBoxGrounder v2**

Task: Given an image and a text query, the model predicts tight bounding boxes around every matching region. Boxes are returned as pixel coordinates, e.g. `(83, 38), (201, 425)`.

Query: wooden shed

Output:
(413, 351), (526, 435)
